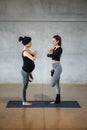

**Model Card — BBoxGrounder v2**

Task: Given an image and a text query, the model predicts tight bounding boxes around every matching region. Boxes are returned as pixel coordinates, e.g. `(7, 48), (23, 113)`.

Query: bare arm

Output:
(23, 50), (38, 61)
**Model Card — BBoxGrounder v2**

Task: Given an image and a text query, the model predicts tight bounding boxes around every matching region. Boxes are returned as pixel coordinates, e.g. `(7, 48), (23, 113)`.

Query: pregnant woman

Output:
(18, 36), (38, 106)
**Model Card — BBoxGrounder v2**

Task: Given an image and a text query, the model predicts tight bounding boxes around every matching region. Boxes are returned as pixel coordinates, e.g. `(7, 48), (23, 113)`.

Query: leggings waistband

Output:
(52, 62), (62, 70)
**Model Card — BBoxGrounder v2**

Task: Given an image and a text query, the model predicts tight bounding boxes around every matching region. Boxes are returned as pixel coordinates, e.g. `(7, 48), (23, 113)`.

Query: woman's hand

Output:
(33, 50), (38, 56)
(24, 50), (38, 61)
(48, 48), (53, 54)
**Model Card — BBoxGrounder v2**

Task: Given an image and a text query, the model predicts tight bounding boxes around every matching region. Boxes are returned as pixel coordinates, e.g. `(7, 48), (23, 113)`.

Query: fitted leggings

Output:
(21, 69), (30, 102)
(51, 62), (62, 94)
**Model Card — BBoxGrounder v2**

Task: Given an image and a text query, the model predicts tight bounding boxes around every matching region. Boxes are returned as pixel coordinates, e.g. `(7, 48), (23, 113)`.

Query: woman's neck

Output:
(55, 45), (60, 49)
(24, 46), (28, 51)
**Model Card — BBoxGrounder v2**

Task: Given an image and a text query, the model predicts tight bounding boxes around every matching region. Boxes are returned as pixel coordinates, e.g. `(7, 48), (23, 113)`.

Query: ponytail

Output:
(18, 36), (23, 42)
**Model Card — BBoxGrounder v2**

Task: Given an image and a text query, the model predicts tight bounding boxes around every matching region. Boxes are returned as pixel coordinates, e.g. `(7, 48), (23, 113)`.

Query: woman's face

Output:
(52, 38), (59, 46)
(26, 41), (32, 48)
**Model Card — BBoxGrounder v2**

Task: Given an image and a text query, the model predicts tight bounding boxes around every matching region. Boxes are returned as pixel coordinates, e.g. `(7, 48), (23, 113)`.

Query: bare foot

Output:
(29, 73), (33, 82)
(22, 102), (32, 106)
(29, 76), (33, 82)
(50, 101), (55, 104)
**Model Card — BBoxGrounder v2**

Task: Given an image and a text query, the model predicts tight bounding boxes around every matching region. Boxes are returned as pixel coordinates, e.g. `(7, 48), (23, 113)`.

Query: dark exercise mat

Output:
(6, 100), (81, 108)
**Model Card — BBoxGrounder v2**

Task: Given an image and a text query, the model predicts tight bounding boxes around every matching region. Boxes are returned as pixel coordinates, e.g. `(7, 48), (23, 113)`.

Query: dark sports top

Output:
(22, 51), (35, 73)
(47, 47), (62, 61)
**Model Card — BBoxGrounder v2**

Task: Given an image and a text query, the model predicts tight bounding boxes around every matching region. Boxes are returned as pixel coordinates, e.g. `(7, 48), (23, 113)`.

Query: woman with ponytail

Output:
(47, 35), (63, 104)
(18, 36), (38, 106)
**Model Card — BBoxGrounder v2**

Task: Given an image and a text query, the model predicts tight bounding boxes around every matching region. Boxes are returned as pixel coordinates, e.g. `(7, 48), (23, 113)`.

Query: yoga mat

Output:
(6, 100), (81, 108)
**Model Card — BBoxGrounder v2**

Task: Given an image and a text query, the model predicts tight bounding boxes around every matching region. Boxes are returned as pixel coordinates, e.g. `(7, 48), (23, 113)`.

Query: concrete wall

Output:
(0, 0), (87, 83)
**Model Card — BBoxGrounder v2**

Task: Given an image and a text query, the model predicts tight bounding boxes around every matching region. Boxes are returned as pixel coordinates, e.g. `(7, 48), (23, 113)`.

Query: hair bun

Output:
(18, 36), (23, 42)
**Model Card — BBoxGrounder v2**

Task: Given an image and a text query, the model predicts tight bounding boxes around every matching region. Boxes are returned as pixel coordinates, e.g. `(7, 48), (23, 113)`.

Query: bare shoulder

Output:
(23, 50), (31, 57)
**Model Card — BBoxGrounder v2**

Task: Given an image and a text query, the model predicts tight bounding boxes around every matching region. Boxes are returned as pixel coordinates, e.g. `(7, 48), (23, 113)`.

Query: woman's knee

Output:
(22, 80), (28, 88)
(23, 85), (28, 91)
(50, 80), (56, 87)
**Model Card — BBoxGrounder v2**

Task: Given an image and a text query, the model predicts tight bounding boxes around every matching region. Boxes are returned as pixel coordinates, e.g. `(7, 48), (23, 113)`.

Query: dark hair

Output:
(53, 35), (61, 46)
(18, 36), (24, 42)
(18, 36), (31, 45)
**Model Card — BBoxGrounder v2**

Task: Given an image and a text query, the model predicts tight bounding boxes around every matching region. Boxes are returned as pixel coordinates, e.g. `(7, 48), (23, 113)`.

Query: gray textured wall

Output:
(0, 0), (87, 83)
